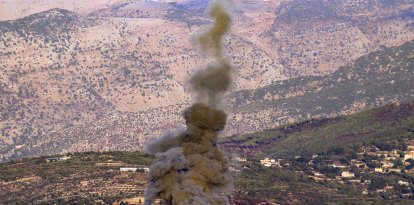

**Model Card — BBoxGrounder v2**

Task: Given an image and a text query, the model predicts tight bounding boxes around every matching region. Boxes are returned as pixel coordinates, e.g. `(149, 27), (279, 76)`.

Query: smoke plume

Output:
(144, 1), (234, 204)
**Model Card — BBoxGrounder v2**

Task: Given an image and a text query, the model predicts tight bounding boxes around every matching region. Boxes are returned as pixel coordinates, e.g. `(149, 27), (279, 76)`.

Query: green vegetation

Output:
(0, 151), (155, 204)
(222, 101), (414, 158)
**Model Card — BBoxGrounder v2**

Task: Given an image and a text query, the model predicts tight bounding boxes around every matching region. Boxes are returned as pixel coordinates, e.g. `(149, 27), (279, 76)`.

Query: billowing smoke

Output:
(144, 1), (234, 204)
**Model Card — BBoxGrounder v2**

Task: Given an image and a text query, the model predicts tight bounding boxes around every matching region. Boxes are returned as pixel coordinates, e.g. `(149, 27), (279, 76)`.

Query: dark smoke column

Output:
(144, 0), (234, 204)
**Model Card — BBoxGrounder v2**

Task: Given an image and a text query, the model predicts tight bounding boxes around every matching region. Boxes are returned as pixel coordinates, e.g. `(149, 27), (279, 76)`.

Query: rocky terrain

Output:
(1, 0), (414, 161)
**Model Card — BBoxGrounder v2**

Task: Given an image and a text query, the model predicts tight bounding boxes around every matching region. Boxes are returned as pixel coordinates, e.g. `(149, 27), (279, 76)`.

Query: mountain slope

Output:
(221, 100), (414, 158)
(0, 0), (414, 161)
(226, 39), (414, 136)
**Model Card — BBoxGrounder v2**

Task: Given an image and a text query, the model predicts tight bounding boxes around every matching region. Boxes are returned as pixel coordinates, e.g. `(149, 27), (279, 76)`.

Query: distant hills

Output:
(0, 0), (414, 161)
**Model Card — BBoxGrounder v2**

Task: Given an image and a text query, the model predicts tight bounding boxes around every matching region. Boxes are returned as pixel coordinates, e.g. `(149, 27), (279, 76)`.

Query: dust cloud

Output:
(144, 0), (234, 204)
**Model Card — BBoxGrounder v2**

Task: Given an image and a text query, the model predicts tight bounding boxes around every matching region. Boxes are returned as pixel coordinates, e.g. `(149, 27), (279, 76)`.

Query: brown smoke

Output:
(144, 1), (233, 205)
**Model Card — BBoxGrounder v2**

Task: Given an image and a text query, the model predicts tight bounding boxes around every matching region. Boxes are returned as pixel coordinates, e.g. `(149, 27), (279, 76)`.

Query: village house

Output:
(120, 168), (138, 172)
(349, 179), (361, 184)
(404, 150), (414, 161)
(341, 171), (355, 178)
(374, 168), (385, 173)
(260, 158), (281, 167)
(398, 180), (409, 186)
(362, 180), (371, 185)
(388, 168), (401, 173)
(381, 161), (394, 169)
(377, 150), (400, 159)
(329, 162), (346, 169)
(403, 193), (414, 198)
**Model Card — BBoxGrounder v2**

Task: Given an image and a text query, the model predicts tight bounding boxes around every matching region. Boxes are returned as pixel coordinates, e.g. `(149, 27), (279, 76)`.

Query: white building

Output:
(398, 180), (409, 186)
(374, 168), (385, 173)
(341, 171), (355, 178)
(260, 158), (281, 167)
(120, 168), (138, 172)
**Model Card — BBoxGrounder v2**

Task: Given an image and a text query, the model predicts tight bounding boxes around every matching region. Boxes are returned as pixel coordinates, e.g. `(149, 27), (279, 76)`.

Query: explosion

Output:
(144, 0), (234, 204)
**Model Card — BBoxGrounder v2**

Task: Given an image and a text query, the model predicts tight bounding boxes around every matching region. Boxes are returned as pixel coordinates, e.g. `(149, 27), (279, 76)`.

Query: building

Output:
(260, 158), (281, 167)
(332, 163), (347, 169)
(120, 168), (138, 172)
(381, 161), (394, 168)
(341, 171), (355, 178)
(404, 151), (414, 161)
(363, 180), (371, 185)
(137, 167), (150, 173)
(388, 168), (401, 173)
(398, 180), (409, 186)
(374, 168), (385, 173)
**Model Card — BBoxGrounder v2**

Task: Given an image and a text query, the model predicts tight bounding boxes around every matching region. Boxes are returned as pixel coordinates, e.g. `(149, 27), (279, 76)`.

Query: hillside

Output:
(1, 0), (414, 161)
(225, 39), (414, 137)
(2, 102), (414, 204)
(220, 100), (414, 158)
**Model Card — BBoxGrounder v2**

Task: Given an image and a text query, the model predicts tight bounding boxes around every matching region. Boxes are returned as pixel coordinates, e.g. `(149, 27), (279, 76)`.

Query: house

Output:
(381, 161), (394, 169)
(329, 161), (346, 169)
(363, 180), (371, 185)
(402, 193), (413, 198)
(406, 169), (414, 174)
(374, 168), (385, 173)
(404, 150), (414, 161)
(398, 180), (409, 186)
(260, 158), (281, 167)
(341, 171), (355, 178)
(388, 168), (401, 173)
(120, 168), (138, 172)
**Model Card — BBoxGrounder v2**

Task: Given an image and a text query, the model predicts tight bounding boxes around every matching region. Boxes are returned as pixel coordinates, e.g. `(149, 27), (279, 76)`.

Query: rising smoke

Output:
(144, 0), (234, 204)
